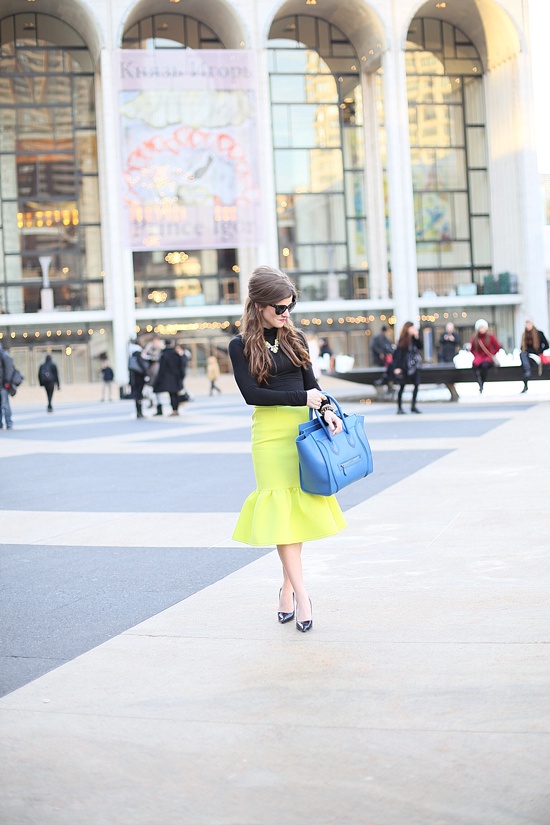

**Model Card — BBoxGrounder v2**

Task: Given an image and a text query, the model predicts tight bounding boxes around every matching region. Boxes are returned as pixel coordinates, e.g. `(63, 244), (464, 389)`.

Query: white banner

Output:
(115, 50), (263, 250)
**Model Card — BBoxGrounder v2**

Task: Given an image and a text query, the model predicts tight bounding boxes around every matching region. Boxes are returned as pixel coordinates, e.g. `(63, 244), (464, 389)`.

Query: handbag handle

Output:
(310, 393), (350, 440)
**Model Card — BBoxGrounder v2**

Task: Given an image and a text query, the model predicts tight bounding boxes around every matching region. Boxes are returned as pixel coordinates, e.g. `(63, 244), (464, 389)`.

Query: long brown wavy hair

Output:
(397, 322), (415, 349)
(521, 321), (540, 353)
(240, 265), (310, 384)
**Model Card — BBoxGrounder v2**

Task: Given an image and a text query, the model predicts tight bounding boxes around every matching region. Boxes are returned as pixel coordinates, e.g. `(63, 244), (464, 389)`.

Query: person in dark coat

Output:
(153, 340), (187, 416)
(438, 322), (461, 363)
(371, 326), (394, 368)
(392, 322), (423, 414)
(0, 342), (15, 429)
(128, 339), (148, 418)
(38, 354), (60, 413)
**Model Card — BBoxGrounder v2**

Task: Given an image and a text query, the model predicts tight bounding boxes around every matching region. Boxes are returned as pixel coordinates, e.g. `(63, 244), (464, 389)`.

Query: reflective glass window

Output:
(121, 14), (224, 51)
(0, 13), (102, 313)
(407, 18), (491, 292)
(269, 17), (368, 289)
(271, 75), (305, 103)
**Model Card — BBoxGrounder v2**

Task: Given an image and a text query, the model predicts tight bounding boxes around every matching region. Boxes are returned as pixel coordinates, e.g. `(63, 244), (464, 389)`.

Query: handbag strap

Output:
(478, 336), (494, 359)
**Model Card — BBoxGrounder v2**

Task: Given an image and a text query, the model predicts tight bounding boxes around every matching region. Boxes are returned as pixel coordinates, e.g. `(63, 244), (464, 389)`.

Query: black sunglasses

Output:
(269, 301), (296, 315)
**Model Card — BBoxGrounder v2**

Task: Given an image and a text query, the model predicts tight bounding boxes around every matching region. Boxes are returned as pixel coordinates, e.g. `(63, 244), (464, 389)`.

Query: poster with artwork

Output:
(115, 50), (263, 250)
(417, 192), (452, 243)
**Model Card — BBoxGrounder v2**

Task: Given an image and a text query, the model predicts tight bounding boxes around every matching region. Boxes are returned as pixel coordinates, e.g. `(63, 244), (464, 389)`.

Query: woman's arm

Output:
(301, 361), (321, 392)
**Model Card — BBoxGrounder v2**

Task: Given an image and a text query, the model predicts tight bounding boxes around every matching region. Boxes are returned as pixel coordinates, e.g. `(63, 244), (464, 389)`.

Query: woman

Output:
(228, 265), (345, 633)
(519, 318), (548, 393)
(470, 319), (501, 394)
(100, 356), (114, 402)
(392, 322), (423, 414)
(38, 354), (60, 413)
(206, 355), (222, 395)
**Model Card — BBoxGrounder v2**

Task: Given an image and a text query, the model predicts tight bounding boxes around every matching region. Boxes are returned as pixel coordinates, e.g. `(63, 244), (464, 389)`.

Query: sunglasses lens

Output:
(271, 302), (296, 315)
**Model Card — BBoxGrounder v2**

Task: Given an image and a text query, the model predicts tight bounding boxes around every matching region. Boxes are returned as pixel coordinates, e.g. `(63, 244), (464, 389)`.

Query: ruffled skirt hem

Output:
(232, 485), (347, 547)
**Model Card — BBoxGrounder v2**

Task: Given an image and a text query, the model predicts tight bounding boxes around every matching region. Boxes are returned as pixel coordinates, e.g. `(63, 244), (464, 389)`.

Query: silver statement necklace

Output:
(265, 337), (279, 354)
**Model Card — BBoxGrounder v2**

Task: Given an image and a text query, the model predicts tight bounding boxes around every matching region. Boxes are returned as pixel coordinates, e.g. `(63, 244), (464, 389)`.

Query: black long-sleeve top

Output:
(228, 328), (320, 406)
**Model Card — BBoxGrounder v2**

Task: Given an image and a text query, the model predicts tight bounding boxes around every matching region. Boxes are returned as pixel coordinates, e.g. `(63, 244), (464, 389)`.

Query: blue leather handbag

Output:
(296, 394), (373, 496)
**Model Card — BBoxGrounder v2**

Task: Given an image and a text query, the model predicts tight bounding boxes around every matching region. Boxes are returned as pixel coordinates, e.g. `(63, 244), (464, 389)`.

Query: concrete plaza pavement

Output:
(1, 373), (549, 824)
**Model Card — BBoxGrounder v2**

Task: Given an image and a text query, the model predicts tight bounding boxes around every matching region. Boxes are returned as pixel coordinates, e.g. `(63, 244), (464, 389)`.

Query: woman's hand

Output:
(323, 409), (342, 434)
(393, 368), (402, 375)
(306, 389), (325, 409)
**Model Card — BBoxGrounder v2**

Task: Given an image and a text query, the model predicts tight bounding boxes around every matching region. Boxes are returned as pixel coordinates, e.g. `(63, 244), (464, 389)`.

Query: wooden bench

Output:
(330, 362), (550, 402)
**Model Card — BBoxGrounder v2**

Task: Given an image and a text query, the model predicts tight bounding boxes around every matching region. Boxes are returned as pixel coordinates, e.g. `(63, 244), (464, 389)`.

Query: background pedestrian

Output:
(100, 355), (114, 402)
(38, 354), (60, 413)
(519, 318), (548, 393)
(128, 339), (148, 419)
(153, 339), (186, 416)
(0, 342), (15, 430)
(438, 322), (461, 363)
(392, 322), (423, 414)
(143, 334), (164, 411)
(470, 319), (501, 394)
(371, 325), (395, 391)
(206, 355), (222, 395)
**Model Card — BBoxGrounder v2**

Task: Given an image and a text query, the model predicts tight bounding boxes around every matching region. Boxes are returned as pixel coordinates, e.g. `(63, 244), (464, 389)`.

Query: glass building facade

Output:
(0, 1), (545, 382)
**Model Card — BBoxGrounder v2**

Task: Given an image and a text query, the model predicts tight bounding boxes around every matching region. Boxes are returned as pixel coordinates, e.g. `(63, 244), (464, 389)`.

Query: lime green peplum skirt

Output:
(232, 405), (347, 546)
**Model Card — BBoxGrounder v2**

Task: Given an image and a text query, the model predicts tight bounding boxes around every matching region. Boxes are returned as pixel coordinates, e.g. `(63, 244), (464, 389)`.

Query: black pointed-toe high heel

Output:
(296, 598), (313, 633)
(278, 589), (295, 624)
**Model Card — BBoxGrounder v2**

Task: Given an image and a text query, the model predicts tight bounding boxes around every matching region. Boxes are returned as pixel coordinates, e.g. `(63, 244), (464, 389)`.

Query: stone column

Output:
(380, 47), (419, 327)
(486, 53), (548, 341)
(97, 49), (137, 383)
(362, 70), (389, 301)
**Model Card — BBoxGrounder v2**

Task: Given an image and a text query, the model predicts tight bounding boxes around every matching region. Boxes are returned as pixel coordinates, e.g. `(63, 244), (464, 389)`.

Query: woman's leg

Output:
(480, 361), (491, 391)
(520, 351), (532, 378)
(397, 382), (405, 413)
(411, 376), (421, 412)
(133, 375), (144, 417)
(277, 543), (311, 621)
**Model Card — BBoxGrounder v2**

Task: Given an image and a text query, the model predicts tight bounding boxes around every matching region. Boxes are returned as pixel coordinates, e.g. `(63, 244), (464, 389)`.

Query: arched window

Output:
(0, 13), (101, 313)
(122, 14), (223, 50)
(407, 19), (492, 298)
(268, 16), (368, 301)
(122, 15), (238, 311)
